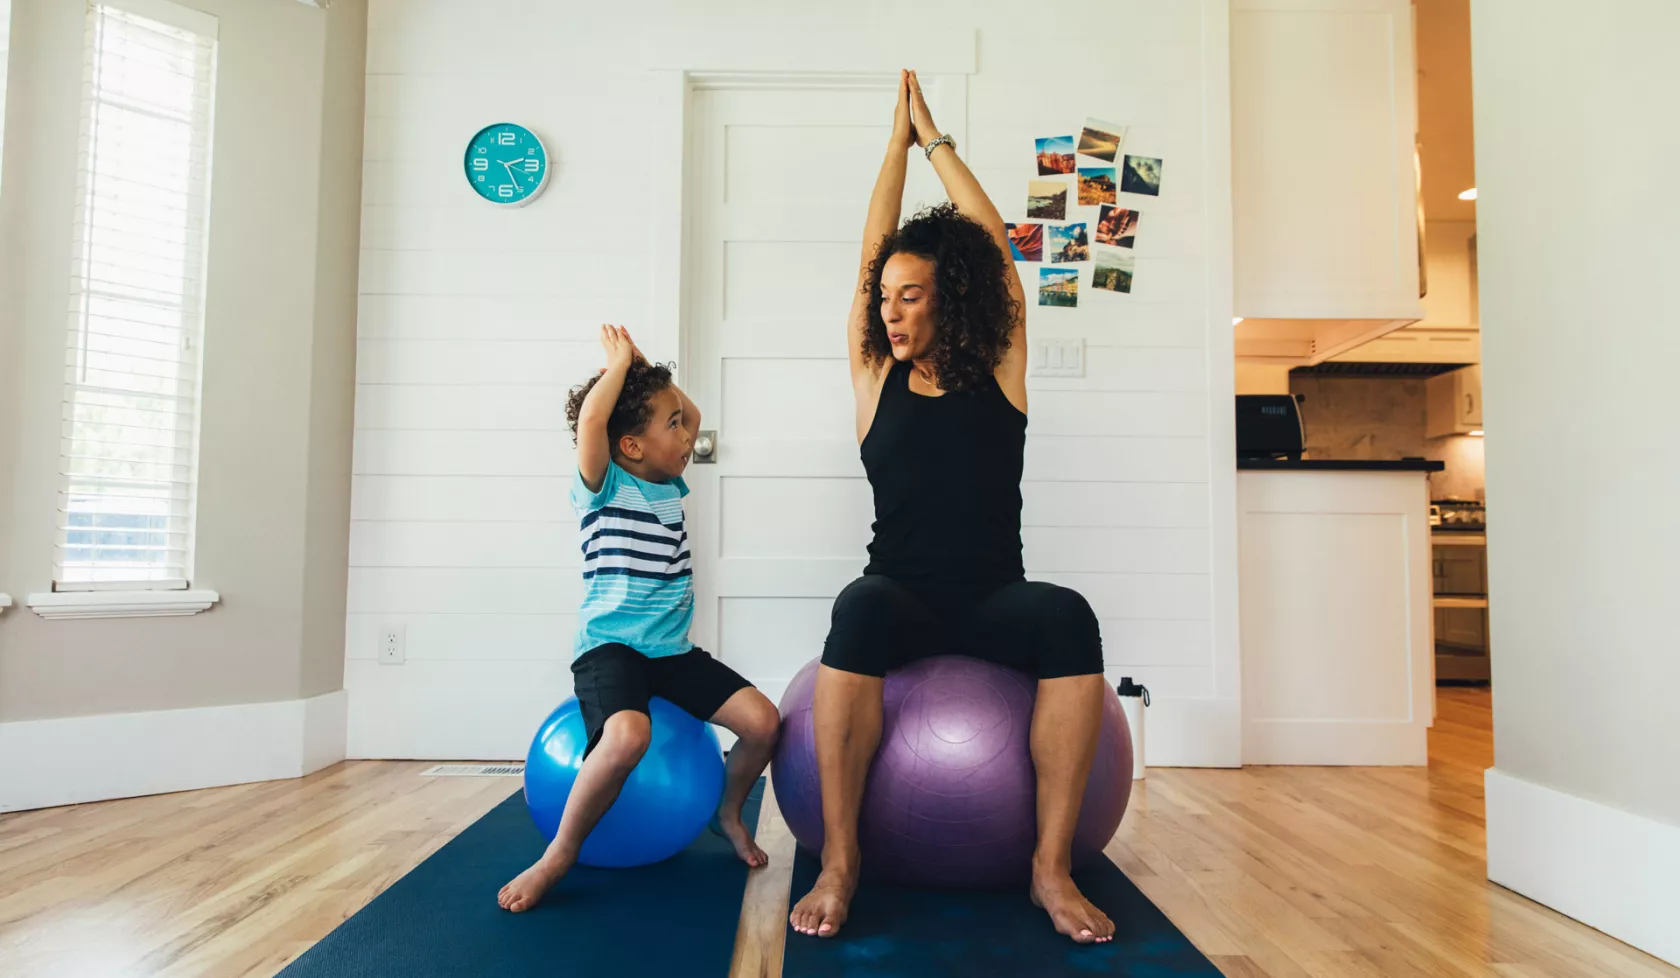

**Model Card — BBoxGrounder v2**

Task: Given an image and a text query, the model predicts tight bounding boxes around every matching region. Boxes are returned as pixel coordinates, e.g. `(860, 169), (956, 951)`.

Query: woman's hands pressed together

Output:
(905, 69), (942, 149)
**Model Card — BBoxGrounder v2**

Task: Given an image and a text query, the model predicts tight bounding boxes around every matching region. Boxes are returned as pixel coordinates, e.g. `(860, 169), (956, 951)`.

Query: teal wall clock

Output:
(464, 122), (549, 206)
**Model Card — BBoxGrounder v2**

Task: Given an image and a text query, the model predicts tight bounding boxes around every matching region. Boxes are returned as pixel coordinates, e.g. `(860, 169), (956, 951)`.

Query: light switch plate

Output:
(1030, 338), (1085, 378)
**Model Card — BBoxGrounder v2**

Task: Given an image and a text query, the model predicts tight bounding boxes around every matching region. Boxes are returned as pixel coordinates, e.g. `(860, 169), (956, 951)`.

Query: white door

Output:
(680, 79), (961, 705)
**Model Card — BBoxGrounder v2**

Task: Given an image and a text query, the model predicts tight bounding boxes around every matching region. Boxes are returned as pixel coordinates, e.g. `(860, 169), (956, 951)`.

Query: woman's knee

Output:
(821, 576), (913, 677)
(1024, 583), (1103, 678)
(829, 576), (908, 623)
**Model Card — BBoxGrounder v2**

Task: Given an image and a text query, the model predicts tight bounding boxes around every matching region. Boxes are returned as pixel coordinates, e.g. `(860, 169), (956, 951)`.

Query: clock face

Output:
(464, 123), (548, 205)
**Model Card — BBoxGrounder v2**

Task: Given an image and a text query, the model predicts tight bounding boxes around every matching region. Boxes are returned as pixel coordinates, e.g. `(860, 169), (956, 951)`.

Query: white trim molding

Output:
(26, 588), (220, 620)
(1486, 767), (1680, 967)
(1144, 696), (1242, 768)
(0, 690), (347, 813)
(641, 25), (975, 75)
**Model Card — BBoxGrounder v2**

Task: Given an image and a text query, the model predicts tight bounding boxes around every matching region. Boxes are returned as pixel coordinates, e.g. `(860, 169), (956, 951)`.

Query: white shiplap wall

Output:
(347, 0), (1238, 764)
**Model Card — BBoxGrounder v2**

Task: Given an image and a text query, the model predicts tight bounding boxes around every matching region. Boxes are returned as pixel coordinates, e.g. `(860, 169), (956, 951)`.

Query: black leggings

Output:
(820, 575), (1104, 679)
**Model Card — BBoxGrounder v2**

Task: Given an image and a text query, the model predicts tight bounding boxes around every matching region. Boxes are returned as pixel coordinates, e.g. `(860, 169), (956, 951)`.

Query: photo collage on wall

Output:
(1006, 117), (1162, 305)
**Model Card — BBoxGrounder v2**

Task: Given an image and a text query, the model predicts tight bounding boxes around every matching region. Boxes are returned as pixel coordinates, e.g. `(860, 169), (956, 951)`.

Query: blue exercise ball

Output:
(523, 696), (725, 868)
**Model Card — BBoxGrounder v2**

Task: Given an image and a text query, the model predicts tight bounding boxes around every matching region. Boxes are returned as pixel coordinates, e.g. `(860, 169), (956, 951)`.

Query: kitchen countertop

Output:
(1237, 458), (1446, 472)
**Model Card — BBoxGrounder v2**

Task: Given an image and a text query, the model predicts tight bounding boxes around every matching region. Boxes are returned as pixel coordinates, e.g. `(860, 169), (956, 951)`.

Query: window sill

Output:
(26, 589), (220, 620)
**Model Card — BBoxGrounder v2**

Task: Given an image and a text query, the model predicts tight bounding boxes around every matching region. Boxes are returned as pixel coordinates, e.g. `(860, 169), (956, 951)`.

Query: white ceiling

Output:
(1416, 0), (1476, 224)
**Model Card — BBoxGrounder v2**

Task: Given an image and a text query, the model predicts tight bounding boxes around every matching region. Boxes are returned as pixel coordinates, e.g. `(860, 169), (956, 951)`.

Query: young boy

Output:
(498, 325), (781, 913)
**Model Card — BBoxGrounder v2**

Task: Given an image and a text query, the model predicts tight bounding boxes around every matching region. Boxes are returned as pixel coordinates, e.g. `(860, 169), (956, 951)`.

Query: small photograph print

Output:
(1077, 167), (1117, 206)
(1077, 119), (1127, 162)
(1039, 266), (1080, 307)
(1035, 136), (1077, 175)
(1095, 204), (1139, 248)
(1049, 222), (1089, 263)
(1027, 180), (1068, 220)
(1120, 154), (1163, 196)
(1093, 246), (1135, 294)
(1006, 222), (1045, 262)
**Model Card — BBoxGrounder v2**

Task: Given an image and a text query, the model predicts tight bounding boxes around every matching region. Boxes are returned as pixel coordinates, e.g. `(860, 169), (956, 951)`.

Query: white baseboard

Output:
(1144, 695), (1241, 767)
(1486, 767), (1680, 967)
(0, 690), (348, 813)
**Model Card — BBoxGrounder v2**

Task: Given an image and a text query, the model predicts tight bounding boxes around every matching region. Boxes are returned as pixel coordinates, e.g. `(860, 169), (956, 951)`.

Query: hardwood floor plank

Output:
(0, 690), (1673, 978)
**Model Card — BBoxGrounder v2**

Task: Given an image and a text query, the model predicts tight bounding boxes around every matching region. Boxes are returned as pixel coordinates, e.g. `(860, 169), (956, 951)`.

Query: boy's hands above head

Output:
(600, 324), (641, 373)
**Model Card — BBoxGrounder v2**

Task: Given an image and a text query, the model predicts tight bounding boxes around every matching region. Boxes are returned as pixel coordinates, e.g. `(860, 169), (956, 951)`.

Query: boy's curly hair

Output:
(861, 203), (1021, 393)
(565, 359), (674, 449)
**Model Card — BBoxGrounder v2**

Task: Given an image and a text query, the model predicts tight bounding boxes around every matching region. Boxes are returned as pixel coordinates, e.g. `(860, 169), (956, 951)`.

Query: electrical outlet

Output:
(379, 625), (406, 665)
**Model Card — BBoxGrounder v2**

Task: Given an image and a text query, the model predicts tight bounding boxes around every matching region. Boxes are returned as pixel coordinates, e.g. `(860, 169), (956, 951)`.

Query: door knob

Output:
(692, 430), (717, 464)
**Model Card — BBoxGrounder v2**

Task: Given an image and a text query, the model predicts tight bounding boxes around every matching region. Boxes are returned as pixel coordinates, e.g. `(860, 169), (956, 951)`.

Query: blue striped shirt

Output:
(571, 461), (693, 659)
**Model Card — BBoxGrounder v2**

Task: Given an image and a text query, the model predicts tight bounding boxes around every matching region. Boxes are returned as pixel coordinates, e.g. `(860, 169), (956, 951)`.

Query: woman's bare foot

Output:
(789, 858), (859, 938)
(497, 855), (572, 913)
(717, 811), (768, 868)
(1030, 869), (1115, 944)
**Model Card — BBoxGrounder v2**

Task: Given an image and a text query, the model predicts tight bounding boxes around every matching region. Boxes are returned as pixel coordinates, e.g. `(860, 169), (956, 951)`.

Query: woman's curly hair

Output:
(564, 359), (674, 448)
(861, 203), (1021, 393)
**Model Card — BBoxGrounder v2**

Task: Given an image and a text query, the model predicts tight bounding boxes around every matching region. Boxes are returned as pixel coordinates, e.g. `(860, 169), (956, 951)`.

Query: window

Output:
(57, 0), (217, 590)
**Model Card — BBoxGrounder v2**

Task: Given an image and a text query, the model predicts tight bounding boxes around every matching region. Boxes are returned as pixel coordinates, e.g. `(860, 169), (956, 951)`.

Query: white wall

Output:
(0, 0), (11, 198)
(0, 0), (365, 809)
(348, 0), (1239, 765)
(1472, 0), (1680, 964)
(1418, 219), (1476, 328)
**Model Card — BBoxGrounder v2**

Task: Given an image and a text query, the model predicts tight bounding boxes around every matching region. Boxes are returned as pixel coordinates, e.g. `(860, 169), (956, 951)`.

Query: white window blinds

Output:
(58, 1), (218, 590)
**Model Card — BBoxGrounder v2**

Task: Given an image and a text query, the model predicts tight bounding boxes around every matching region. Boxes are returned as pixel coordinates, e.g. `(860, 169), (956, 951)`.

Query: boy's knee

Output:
(737, 693), (781, 745)
(598, 710), (652, 765)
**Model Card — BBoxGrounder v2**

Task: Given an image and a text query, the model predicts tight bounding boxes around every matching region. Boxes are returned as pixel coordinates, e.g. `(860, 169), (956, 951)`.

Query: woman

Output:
(787, 70), (1114, 945)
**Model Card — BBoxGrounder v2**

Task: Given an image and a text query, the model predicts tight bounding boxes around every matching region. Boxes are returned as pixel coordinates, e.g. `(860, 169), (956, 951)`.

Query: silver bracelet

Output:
(924, 133), (957, 160)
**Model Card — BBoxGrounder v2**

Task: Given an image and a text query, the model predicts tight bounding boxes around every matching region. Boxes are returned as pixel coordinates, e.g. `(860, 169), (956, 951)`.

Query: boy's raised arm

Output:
(578, 325), (637, 493)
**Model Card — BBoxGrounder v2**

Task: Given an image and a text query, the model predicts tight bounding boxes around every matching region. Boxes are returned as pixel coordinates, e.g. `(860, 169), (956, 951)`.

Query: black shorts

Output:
(820, 575), (1104, 680)
(571, 644), (753, 756)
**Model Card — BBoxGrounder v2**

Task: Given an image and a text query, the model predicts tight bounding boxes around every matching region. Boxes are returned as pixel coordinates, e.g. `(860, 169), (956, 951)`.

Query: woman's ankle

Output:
(1031, 851), (1074, 879)
(819, 840), (862, 874)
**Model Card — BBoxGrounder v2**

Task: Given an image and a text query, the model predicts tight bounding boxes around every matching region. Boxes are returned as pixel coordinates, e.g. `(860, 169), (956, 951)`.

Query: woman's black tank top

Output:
(860, 359), (1028, 594)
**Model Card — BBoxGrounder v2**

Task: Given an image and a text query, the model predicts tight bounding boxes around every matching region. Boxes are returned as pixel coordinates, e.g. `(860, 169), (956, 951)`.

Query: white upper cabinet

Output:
(1427, 364), (1483, 438)
(1232, 0), (1426, 364)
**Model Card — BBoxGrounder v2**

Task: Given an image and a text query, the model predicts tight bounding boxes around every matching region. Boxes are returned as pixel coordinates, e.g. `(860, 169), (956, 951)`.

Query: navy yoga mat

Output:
(782, 846), (1221, 976)
(278, 780), (763, 978)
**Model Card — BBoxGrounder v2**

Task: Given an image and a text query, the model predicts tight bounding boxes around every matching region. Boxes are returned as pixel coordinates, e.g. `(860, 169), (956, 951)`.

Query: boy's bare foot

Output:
(498, 856), (572, 913)
(717, 812), (768, 868)
(789, 857), (858, 938)
(1030, 868), (1115, 944)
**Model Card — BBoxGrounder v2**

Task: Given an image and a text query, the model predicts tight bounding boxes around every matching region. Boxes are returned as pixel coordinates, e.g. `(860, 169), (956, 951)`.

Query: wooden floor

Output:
(0, 688), (1672, 977)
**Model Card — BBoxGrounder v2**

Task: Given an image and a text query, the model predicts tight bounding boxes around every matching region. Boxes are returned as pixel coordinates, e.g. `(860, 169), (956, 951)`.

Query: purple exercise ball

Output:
(771, 655), (1133, 889)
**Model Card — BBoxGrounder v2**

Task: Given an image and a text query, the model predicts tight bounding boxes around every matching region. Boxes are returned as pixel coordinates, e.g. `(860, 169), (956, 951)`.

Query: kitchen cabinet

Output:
(1231, 0), (1425, 366)
(1330, 327), (1480, 365)
(1427, 365), (1483, 437)
(1239, 466), (1436, 765)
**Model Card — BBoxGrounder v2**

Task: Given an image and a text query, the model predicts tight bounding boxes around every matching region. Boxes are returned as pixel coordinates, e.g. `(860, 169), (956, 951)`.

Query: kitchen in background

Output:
(1233, 0), (1487, 690)
(1288, 362), (1491, 684)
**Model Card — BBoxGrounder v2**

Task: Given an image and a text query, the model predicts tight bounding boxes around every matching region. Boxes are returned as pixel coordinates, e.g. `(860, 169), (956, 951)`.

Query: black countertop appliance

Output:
(1235, 394), (1305, 461)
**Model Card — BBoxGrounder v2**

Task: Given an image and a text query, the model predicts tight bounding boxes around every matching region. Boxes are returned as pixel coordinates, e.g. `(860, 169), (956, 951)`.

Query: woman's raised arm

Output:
(907, 71), (1028, 405)
(849, 71), (914, 395)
